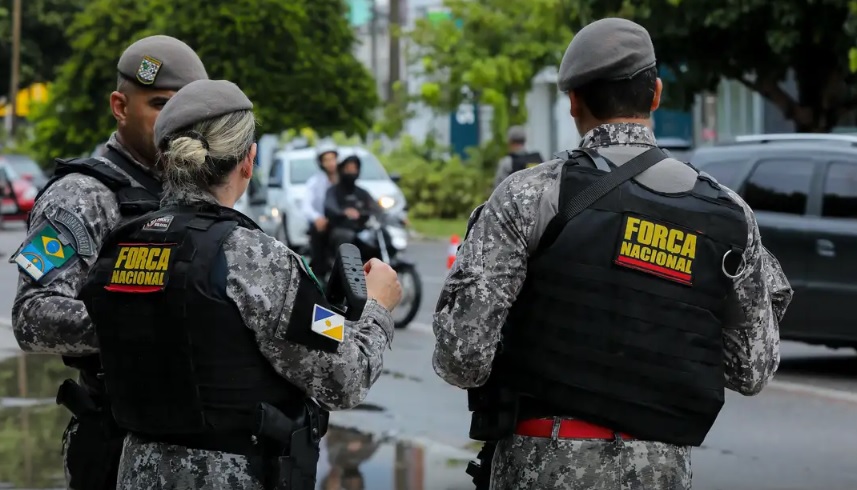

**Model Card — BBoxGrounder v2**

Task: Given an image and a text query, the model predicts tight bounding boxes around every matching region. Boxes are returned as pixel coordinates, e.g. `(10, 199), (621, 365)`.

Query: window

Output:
(288, 158), (321, 184)
(822, 162), (857, 219)
(288, 150), (389, 184)
(695, 158), (746, 189)
(742, 159), (814, 215)
(268, 158), (283, 187)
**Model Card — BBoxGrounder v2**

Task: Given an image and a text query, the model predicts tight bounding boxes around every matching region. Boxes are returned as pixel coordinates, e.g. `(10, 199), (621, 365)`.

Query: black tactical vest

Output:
(33, 148), (163, 393)
(510, 152), (544, 174)
(498, 152), (747, 447)
(80, 205), (308, 449)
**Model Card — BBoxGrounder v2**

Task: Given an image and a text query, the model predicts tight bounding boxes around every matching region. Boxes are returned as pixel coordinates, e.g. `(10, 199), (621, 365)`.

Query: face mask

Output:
(340, 173), (358, 189)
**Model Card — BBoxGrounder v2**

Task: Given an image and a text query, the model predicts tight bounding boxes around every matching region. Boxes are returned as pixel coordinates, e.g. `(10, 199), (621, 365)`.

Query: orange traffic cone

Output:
(447, 234), (460, 269)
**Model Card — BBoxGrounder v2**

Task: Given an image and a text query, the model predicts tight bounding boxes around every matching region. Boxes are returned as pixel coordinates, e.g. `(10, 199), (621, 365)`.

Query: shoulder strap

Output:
(537, 147), (668, 255)
(102, 147), (163, 197)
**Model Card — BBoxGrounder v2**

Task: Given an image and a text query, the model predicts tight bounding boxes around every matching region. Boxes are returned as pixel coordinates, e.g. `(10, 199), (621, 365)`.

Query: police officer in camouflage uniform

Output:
(492, 126), (543, 190)
(10, 35), (208, 490)
(78, 79), (401, 490)
(433, 18), (793, 490)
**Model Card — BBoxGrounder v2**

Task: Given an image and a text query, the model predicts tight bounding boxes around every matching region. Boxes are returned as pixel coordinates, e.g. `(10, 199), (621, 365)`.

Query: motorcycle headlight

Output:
(391, 235), (408, 251)
(270, 207), (280, 218)
(378, 196), (396, 210)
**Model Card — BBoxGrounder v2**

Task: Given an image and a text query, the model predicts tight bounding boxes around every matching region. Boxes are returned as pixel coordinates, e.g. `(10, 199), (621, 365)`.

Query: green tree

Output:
(25, 0), (155, 165)
(150, 0), (378, 135)
(610, 0), (857, 133)
(413, 0), (857, 134)
(408, 0), (583, 147)
(0, 0), (88, 97)
(27, 0), (379, 165)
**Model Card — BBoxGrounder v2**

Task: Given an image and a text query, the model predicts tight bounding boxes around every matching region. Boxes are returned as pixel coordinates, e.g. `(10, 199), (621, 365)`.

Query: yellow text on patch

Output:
(114, 246), (171, 271)
(620, 217), (697, 275)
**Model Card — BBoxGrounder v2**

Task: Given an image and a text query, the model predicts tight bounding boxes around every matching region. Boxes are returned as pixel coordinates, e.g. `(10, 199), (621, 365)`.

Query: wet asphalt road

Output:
(0, 223), (856, 489)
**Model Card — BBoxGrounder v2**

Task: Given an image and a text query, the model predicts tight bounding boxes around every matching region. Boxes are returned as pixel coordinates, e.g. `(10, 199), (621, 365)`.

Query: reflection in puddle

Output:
(0, 353), (76, 489)
(317, 427), (471, 490)
(0, 353), (471, 490)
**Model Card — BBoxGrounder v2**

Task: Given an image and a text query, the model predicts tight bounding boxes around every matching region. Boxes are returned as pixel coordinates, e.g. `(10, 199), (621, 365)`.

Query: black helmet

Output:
(337, 154), (361, 172)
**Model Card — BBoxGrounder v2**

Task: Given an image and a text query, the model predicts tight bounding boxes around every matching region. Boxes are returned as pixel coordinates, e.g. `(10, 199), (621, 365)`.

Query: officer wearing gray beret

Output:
(11, 34), (207, 490)
(433, 17), (791, 490)
(80, 79), (401, 489)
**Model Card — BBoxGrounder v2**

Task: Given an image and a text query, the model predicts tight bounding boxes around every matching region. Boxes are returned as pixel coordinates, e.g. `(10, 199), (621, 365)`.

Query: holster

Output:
(465, 368), (518, 490)
(57, 378), (126, 490)
(254, 399), (329, 490)
(465, 441), (497, 490)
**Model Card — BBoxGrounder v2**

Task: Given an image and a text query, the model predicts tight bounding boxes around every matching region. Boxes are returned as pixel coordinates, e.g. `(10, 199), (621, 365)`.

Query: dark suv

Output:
(690, 134), (857, 349)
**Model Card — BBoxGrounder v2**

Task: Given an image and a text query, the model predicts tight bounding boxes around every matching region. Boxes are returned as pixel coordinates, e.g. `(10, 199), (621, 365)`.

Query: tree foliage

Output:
(614, 0), (857, 132)
(0, 0), (88, 97)
(409, 0), (582, 145)
(411, 0), (857, 134)
(26, 0), (378, 165)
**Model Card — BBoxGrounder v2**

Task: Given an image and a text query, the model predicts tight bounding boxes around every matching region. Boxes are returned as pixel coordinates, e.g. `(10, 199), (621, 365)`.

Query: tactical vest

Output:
(498, 151), (747, 447)
(33, 148), (163, 393)
(510, 152), (544, 174)
(80, 205), (309, 453)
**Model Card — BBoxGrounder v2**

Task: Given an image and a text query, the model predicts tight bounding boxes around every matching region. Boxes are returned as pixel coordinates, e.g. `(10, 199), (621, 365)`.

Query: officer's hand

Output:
(314, 217), (328, 232)
(364, 258), (402, 312)
(345, 208), (361, 220)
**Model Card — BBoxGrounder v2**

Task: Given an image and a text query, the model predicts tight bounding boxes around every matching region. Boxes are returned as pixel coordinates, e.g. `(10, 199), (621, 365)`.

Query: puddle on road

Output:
(0, 353), (75, 489)
(0, 353), (473, 490)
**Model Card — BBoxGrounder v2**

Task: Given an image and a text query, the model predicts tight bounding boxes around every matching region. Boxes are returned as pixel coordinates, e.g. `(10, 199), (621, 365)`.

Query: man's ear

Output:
(651, 78), (663, 112)
(110, 91), (128, 125)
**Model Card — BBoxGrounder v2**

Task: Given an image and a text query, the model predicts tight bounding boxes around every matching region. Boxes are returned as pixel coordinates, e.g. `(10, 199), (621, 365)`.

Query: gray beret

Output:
(154, 79), (254, 149)
(117, 35), (208, 90)
(558, 18), (656, 92)
(506, 125), (527, 143)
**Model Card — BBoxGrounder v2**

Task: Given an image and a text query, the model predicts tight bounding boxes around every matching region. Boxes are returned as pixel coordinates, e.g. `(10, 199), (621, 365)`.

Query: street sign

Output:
(450, 86), (479, 158)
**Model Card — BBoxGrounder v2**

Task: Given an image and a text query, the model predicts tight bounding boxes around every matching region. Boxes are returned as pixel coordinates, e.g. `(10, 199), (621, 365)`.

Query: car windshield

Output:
(288, 150), (388, 184)
(5, 155), (43, 178)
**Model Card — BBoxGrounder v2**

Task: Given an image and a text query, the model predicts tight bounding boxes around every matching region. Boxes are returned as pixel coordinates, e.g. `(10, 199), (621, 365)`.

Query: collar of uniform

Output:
(161, 186), (221, 208)
(579, 123), (656, 148)
(105, 132), (163, 180)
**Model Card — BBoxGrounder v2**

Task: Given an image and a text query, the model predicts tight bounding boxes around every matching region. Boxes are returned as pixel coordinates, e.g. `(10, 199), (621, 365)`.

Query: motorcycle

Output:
(320, 211), (422, 330)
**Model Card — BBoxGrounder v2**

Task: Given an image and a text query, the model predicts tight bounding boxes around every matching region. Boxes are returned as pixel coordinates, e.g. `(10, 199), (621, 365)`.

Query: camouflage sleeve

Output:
(432, 169), (547, 389)
(11, 175), (122, 355)
(720, 189), (793, 395)
(222, 228), (395, 410)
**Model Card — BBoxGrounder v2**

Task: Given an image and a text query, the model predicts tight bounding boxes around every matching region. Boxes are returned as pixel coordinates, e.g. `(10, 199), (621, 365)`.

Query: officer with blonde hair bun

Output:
(79, 79), (402, 489)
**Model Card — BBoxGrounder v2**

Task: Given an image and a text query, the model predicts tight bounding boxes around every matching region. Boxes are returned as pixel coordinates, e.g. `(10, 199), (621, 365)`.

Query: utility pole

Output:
(5, 0), (22, 136)
(369, 0), (379, 95)
(387, 0), (401, 101)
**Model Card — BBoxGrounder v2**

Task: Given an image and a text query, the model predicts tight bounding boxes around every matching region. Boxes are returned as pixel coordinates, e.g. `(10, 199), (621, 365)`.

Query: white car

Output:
(267, 145), (407, 251)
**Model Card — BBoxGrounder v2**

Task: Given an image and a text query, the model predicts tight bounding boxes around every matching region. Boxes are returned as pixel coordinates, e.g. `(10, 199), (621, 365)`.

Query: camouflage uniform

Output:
(10, 132), (158, 484)
(116, 188), (394, 490)
(432, 123), (792, 490)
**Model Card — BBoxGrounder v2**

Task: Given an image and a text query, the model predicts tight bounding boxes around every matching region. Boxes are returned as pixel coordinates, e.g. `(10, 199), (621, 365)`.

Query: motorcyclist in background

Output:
(324, 154), (384, 261)
(302, 144), (339, 276)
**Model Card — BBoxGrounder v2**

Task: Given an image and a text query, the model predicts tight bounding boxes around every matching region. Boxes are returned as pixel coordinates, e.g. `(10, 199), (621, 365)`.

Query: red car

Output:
(0, 155), (41, 223)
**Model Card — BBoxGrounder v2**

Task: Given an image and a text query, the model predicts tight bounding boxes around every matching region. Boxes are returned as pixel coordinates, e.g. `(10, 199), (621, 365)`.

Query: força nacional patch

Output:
(311, 304), (345, 343)
(614, 215), (698, 286)
(105, 243), (176, 293)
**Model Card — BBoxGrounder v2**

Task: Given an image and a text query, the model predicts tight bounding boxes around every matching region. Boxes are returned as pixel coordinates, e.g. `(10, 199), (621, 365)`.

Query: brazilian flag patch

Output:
(14, 223), (77, 283)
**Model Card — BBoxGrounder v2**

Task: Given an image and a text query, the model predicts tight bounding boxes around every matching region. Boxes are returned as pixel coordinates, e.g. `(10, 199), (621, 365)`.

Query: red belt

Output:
(515, 418), (635, 440)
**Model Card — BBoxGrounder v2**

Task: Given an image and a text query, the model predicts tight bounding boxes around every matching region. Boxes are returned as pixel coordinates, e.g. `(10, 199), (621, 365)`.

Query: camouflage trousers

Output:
(489, 434), (692, 490)
(116, 434), (266, 490)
